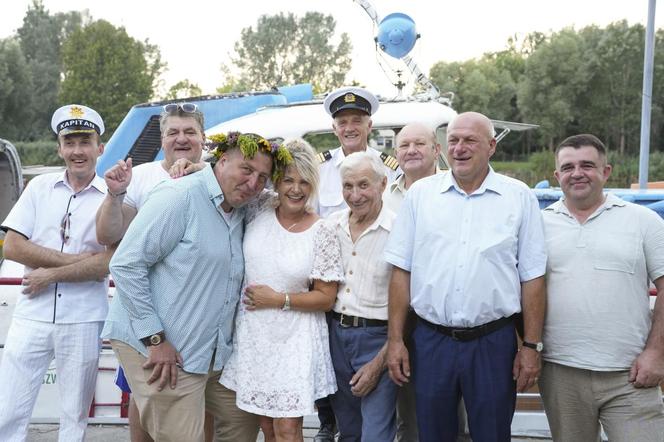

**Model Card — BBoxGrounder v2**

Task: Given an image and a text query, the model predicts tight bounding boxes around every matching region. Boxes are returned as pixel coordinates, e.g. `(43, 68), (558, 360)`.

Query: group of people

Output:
(0, 84), (662, 442)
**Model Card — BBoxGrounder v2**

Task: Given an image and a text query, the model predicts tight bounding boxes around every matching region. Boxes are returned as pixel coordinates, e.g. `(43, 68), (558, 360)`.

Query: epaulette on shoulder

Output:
(380, 152), (399, 171)
(316, 150), (333, 164)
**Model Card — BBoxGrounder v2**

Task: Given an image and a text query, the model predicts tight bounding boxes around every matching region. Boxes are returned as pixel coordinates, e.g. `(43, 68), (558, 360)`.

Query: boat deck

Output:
(27, 423), (554, 441)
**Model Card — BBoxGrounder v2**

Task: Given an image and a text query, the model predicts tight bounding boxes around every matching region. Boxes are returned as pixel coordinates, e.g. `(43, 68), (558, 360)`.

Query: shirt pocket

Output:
(358, 260), (392, 310)
(480, 227), (518, 268)
(590, 231), (638, 274)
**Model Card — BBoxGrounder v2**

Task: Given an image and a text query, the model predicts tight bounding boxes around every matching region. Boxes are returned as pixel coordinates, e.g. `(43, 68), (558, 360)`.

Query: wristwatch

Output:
(141, 331), (165, 347)
(522, 341), (544, 352)
(281, 293), (291, 311)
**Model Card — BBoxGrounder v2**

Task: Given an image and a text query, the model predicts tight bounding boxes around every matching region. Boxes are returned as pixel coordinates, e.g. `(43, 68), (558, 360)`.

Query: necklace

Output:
(277, 208), (306, 232)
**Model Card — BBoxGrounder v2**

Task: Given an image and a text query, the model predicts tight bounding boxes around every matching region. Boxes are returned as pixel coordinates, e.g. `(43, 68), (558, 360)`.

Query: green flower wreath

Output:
(207, 131), (293, 182)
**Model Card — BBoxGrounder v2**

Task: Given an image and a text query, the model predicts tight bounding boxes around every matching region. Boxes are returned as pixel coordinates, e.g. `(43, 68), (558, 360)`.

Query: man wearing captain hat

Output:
(316, 86), (400, 218)
(0, 104), (114, 441)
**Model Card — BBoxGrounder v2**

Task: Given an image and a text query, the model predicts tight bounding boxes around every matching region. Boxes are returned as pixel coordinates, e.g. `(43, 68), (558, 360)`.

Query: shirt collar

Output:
(440, 166), (503, 196)
(54, 171), (106, 194)
(544, 192), (625, 218)
(203, 164), (225, 205)
(387, 174), (407, 196)
(336, 203), (394, 235)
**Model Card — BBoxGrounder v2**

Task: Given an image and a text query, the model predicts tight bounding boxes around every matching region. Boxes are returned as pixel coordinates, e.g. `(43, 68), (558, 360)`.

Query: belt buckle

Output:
(339, 314), (350, 328)
(451, 329), (467, 341)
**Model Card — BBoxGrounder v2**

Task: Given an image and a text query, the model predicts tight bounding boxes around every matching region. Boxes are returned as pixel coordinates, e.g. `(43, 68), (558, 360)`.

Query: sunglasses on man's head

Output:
(163, 103), (198, 114)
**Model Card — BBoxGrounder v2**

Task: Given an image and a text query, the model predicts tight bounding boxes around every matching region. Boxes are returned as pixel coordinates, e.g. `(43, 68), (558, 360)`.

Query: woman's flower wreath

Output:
(207, 131), (293, 182)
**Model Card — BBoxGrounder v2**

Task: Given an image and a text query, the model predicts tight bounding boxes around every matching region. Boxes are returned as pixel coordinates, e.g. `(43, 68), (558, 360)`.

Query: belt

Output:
(418, 314), (515, 342)
(332, 311), (388, 328)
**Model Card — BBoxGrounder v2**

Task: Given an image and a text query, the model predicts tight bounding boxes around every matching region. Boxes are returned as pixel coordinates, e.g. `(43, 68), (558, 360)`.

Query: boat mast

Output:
(638, 0), (656, 189)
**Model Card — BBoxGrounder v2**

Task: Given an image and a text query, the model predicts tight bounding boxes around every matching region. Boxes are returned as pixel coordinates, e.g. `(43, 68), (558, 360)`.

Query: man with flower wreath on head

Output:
(102, 131), (290, 441)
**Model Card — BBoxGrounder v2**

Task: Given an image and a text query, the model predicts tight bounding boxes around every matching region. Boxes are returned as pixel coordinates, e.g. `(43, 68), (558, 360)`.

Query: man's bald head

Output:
(448, 112), (495, 141)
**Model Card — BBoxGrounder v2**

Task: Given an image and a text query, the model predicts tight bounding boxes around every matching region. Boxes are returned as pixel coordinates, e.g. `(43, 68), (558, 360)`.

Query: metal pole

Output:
(639, 0), (656, 189)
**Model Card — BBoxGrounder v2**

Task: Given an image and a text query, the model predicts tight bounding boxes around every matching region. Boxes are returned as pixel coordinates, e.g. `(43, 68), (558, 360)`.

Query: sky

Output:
(1, 0), (663, 97)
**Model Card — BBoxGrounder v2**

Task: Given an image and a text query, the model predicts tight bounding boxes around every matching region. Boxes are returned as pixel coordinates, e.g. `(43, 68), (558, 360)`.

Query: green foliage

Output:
(0, 38), (34, 141)
(163, 80), (202, 100)
(59, 20), (165, 137)
(14, 139), (63, 166)
(228, 12), (352, 92)
(16, 0), (84, 139)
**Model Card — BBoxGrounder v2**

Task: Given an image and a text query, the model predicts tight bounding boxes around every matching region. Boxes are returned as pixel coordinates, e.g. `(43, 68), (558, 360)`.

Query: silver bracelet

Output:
(281, 293), (291, 311)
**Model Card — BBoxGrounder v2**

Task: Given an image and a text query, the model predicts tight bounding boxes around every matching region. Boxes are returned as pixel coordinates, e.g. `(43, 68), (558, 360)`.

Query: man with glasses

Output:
(101, 130), (277, 441)
(0, 104), (114, 441)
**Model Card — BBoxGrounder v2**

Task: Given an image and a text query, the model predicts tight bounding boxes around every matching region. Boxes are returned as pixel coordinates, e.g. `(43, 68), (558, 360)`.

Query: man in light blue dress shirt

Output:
(102, 142), (273, 441)
(385, 112), (547, 442)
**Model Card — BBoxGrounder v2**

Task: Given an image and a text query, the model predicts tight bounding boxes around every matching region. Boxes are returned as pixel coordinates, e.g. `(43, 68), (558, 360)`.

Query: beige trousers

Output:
(112, 340), (258, 442)
(539, 360), (664, 442)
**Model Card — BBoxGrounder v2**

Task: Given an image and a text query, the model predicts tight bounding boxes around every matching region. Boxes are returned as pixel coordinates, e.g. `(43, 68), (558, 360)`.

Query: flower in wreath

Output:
(206, 131), (293, 182)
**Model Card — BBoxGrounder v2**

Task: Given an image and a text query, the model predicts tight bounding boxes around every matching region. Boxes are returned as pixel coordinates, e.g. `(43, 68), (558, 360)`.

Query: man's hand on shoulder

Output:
(629, 348), (664, 388)
(143, 340), (183, 391)
(169, 159), (206, 178)
(21, 267), (55, 297)
(104, 158), (133, 196)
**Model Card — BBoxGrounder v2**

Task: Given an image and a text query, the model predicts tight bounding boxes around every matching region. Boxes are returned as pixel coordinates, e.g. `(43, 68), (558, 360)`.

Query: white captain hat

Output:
(323, 86), (379, 117)
(51, 104), (105, 136)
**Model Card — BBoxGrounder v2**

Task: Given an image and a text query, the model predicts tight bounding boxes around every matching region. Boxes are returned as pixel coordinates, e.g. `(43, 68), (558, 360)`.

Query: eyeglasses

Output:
(60, 211), (71, 244)
(163, 103), (199, 114)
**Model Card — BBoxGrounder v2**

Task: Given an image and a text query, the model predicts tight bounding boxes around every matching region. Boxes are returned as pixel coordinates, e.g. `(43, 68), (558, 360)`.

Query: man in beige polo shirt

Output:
(540, 134), (664, 441)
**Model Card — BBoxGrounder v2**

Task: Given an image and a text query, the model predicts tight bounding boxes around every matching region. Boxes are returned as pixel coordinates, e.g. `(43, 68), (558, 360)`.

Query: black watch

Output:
(522, 341), (544, 352)
(141, 331), (165, 347)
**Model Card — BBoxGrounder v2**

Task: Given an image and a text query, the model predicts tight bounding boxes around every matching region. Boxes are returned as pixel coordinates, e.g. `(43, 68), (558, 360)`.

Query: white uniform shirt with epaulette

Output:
(316, 146), (400, 218)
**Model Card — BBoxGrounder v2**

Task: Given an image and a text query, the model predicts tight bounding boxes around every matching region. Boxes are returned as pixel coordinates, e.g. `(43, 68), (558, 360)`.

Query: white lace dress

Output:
(219, 197), (344, 417)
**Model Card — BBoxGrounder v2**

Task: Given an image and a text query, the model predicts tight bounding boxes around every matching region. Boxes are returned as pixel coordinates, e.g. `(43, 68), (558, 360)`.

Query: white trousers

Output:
(0, 317), (102, 442)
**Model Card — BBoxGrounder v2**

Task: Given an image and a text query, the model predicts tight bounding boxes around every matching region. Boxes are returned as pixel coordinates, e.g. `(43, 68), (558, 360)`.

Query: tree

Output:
(0, 38), (34, 141)
(59, 20), (164, 136)
(164, 80), (202, 100)
(16, 0), (84, 139)
(518, 28), (589, 148)
(229, 12), (352, 92)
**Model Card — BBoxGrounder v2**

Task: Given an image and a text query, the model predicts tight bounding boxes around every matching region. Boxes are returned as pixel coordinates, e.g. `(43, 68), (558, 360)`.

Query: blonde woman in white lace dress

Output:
(219, 139), (344, 442)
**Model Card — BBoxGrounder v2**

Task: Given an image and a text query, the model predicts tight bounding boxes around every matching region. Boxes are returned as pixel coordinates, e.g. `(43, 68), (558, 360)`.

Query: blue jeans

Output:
(412, 319), (517, 442)
(329, 321), (397, 442)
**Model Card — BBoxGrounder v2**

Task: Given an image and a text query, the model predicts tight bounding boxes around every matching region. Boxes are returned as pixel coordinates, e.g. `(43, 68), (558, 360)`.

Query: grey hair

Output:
(274, 138), (320, 210)
(159, 108), (205, 135)
(340, 151), (386, 182)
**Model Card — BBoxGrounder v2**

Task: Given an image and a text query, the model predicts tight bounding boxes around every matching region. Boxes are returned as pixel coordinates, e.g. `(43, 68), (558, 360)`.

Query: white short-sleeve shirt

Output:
(124, 160), (171, 210)
(328, 205), (395, 320)
(1, 172), (109, 323)
(317, 146), (399, 218)
(542, 194), (664, 370)
(384, 168), (547, 328)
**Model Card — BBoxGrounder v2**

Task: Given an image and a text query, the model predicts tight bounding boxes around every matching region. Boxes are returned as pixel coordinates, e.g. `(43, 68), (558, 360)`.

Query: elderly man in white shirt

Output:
(327, 151), (398, 441)
(385, 112), (547, 442)
(0, 105), (113, 441)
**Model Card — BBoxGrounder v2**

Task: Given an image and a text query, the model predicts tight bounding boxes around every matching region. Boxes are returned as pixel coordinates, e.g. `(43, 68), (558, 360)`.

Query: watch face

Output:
(536, 342), (544, 352)
(150, 334), (162, 345)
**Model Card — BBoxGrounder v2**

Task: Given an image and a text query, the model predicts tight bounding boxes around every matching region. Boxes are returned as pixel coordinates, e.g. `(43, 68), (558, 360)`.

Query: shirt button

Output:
(349, 270), (353, 275)
(341, 306), (346, 311)
(345, 288), (350, 293)
(352, 251), (356, 256)
(58, 293), (62, 298)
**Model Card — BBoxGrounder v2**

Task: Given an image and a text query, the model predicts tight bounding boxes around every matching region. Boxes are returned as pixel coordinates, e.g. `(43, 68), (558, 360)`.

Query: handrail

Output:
(0, 277), (115, 287)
